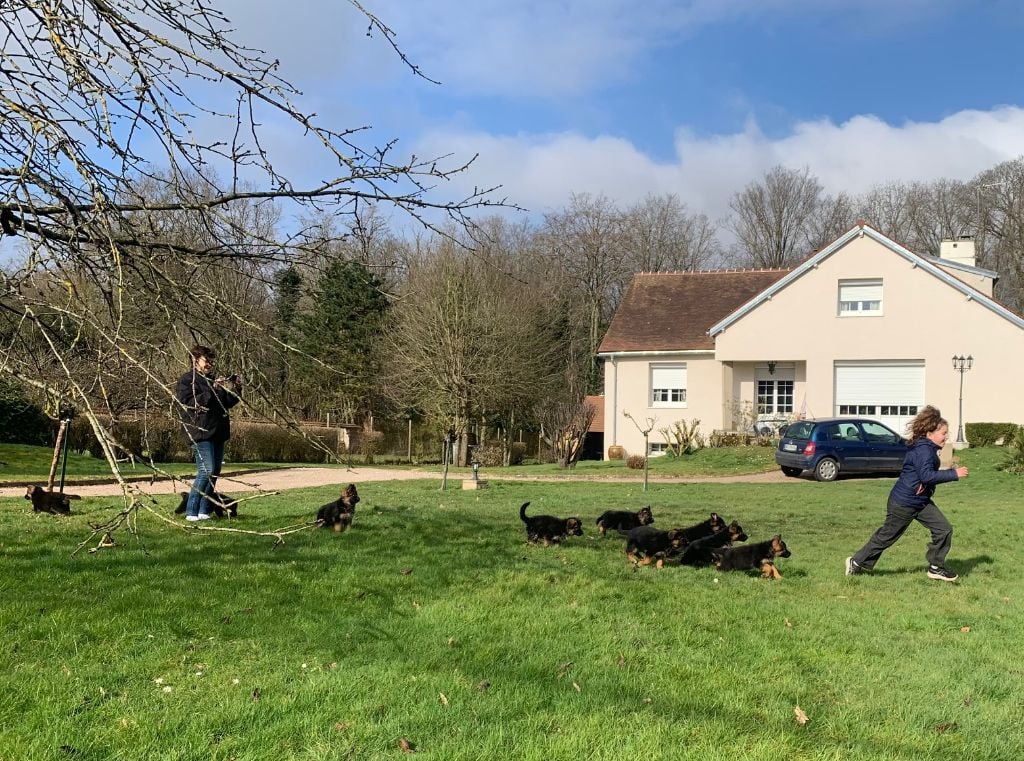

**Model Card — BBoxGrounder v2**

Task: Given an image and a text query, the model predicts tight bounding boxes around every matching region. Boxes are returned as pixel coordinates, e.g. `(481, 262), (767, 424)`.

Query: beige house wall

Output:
(714, 234), (1024, 427)
(602, 352), (721, 457)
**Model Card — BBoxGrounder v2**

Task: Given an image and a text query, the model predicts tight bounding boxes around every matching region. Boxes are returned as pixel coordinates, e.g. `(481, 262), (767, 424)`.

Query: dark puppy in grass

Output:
(676, 512), (728, 544)
(174, 491), (238, 518)
(316, 483), (360, 532)
(520, 502), (583, 546)
(676, 520), (748, 567)
(595, 505), (653, 535)
(623, 525), (687, 568)
(712, 535), (791, 579)
(25, 485), (79, 515)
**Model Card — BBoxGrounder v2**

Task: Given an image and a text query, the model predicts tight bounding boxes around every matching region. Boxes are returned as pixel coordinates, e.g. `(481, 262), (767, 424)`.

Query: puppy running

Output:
(676, 512), (728, 544)
(316, 483), (360, 532)
(519, 502), (583, 546)
(712, 535), (791, 579)
(622, 525), (687, 568)
(676, 520), (748, 567)
(25, 485), (79, 515)
(595, 505), (653, 535)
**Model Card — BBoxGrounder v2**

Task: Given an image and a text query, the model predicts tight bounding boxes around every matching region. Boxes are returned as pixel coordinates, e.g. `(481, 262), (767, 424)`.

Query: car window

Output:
(821, 423), (843, 441)
(841, 424), (863, 442)
(861, 421), (900, 444)
(785, 421), (815, 439)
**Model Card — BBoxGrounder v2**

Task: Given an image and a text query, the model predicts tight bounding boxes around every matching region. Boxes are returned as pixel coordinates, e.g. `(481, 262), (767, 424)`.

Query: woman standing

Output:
(174, 345), (242, 521)
(846, 405), (968, 581)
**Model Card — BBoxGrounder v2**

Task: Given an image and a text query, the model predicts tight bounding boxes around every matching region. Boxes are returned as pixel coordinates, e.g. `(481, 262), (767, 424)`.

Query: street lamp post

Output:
(952, 355), (973, 444)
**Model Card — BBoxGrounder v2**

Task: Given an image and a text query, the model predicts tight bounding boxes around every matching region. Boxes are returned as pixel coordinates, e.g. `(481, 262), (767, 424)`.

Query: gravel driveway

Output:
(0, 466), (790, 498)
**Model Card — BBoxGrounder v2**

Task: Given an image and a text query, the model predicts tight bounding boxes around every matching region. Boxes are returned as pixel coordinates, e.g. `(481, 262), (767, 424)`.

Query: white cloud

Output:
(412, 106), (1024, 222)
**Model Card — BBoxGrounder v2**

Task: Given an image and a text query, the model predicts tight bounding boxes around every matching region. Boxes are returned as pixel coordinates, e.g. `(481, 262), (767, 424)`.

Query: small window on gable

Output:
(838, 279), (883, 316)
(650, 363), (686, 408)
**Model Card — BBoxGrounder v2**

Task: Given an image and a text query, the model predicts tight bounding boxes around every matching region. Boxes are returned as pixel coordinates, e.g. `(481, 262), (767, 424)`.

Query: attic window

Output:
(650, 363), (687, 407)
(838, 279), (882, 316)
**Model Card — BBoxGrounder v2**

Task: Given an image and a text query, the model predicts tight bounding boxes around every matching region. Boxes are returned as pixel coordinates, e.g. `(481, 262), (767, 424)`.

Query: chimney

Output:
(939, 235), (976, 268)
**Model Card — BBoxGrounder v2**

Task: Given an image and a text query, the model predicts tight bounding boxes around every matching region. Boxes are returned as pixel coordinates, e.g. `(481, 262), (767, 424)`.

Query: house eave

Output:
(597, 349), (716, 359)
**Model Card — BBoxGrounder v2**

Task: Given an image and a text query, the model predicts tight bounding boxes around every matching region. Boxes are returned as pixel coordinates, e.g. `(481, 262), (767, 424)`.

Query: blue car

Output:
(775, 417), (909, 482)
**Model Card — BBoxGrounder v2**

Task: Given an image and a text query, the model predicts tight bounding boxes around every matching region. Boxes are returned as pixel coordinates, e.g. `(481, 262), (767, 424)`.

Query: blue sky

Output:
(186, 1), (1024, 227)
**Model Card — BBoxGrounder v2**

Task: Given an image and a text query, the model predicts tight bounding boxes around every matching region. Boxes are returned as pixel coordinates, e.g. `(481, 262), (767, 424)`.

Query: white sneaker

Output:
(197, 513), (212, 521)
(185, 515), (201, 522)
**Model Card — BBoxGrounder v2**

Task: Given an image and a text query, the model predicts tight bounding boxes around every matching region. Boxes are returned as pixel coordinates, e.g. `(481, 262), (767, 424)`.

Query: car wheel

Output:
(814, 458), (840, 482)
(781, 466), (802, 477)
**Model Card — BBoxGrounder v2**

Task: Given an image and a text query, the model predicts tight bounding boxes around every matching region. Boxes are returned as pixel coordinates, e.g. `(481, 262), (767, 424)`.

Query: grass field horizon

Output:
(1, 446), (1021, 759)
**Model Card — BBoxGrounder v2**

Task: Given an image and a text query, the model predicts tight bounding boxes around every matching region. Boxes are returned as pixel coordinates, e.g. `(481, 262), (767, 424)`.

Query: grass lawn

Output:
(0, 447), (1021, 760)
(0, 443), (312, 486)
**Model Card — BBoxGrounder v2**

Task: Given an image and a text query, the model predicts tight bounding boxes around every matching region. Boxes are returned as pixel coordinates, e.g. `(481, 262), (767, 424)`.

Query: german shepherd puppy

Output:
(25, 485), (79, 515)
(595, 505), (654, 535)
(676, 520), (748, 566)
(622, 525), (687, 568)
(174, 490), (238, 518)
(316, 483), (360, 532)
(711, 535), (791, 579)
(519, 502), (583, 546)
(676, 512), (728, 543)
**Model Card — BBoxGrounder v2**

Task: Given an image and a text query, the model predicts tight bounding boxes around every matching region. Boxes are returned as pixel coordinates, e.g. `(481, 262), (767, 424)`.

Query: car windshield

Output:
(785, 421), (815, 440)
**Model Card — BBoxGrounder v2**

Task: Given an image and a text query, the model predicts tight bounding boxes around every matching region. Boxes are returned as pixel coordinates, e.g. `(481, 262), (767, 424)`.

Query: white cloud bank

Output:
(413, 106), (1024, 221)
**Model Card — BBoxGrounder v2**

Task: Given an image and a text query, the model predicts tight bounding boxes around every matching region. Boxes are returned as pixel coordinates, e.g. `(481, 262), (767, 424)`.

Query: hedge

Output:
(964, 422), (1022, 447)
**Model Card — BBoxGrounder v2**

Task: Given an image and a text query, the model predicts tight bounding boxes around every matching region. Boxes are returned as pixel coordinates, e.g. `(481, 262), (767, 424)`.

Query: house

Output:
(597, 222), (1024, 458)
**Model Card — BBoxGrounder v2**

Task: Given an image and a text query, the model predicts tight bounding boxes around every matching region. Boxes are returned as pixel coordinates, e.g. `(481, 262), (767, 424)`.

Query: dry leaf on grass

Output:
(439, 692), (449, 706)
(617, 654), (626, 667)
(334, 722), (350, 733)
(934, 721), (957, 734)
(794, 706), (809, 725)
(572, 681), (581, 692)
(477, 680), (491, 691)
(960, 626), (971, 633)
(398, 737), (416, 753)
(784, 618), (794, 628)
(557, 661), (573, 678)
(400, 568), (413, 575)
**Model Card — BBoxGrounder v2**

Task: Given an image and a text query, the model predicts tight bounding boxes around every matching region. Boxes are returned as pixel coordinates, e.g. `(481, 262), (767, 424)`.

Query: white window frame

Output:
(838, 278), (883, 317)
(648, 442), (669, 457)
(650, 363), (687, 408)
(756, 379), (794, 415)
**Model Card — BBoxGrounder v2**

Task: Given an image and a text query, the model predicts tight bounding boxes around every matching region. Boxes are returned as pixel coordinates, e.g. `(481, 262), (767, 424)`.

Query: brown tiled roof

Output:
(598, 270), (791, 353)
(584, 395), (604, 432)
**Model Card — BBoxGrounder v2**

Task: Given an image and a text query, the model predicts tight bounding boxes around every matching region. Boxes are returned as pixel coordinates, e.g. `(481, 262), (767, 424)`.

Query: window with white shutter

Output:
(650, 364), (687, 407)
(838, 279), (883, 316)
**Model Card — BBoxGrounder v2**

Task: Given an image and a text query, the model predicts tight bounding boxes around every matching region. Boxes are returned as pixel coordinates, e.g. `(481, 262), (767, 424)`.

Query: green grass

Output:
(1, 447), (1021, 760)
(0, 443), (307, 485)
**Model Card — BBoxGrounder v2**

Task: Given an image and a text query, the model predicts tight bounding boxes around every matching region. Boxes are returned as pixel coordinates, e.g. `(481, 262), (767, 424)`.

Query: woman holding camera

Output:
(174, 345), (242, 521)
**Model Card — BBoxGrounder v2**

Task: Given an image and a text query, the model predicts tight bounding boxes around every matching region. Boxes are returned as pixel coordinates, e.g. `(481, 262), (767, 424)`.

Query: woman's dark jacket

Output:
(888, 437), (958, 508)
(174, 370), (240, 444)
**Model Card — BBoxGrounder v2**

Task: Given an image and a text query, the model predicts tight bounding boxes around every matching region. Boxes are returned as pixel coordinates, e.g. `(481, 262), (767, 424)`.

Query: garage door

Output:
(834, 361), (924, 435)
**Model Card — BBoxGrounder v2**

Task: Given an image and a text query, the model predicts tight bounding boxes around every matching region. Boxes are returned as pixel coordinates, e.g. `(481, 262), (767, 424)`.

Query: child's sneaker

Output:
(927, 565), (958, 582)
(185, 515), (201, 522)
(845, 557), (865, 576)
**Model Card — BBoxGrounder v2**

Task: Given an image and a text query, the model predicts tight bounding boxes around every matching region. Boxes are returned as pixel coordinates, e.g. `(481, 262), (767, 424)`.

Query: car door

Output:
(860, 420), (908, 472)
(837, 422), (870, 471)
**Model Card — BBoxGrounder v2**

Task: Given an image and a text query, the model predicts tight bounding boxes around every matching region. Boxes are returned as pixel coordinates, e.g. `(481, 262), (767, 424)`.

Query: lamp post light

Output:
(952, 355), (973, 444)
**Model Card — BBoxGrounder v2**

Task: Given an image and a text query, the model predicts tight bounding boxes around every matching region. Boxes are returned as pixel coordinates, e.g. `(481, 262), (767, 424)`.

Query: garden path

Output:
(0, 465), (791, 498)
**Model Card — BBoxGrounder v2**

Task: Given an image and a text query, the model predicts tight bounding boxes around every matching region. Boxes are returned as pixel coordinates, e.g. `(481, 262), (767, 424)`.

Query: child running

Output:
(846, 405), (969, 581)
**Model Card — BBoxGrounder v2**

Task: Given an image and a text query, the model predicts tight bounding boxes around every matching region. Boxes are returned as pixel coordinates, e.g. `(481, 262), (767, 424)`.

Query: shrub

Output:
(229, 422), (343, 463)
(509, 442), (527, 466)
(0, 379), (54, 446)
(965, 422), (1021, 447)
(997, 427), (1024, 474)
(626, 453), (646, 470)
(660, 419), (704, 456)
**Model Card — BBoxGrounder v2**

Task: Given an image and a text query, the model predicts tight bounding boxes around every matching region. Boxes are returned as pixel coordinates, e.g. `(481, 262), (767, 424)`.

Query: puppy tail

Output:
(519, 502), (530, 523)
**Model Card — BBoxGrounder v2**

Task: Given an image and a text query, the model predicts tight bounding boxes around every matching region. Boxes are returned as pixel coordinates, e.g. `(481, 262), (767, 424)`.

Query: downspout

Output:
(611, 355), (618, 454)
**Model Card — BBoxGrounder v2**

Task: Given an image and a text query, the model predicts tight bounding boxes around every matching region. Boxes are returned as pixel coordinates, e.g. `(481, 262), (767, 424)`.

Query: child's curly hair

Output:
(907, 405), (948, 440)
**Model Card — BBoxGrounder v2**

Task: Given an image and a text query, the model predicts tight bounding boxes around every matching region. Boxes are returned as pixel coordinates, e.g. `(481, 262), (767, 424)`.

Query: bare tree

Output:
(621, 193), (720, 272)
(0, 0), (505, 545)
(541, 192), (630, 394)
(536, 396), (596, 469)
(727, 166), (825, 268)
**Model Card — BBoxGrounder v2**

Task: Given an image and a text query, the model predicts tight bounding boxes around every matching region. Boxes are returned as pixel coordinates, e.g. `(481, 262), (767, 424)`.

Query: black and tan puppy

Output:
(174, 491), (238, 518)
(595, 505), (654, 535)
(711, 535), (791, 579)
(25, 485), (79, 515)
(316, 483), (360, 532)
(623, 525), (687, 568)
(676, 512), (728, 544)
(676, 520), (748, 567)
(519, 502), (583, 546)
